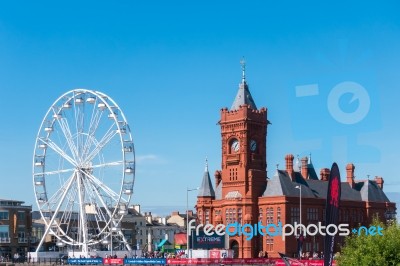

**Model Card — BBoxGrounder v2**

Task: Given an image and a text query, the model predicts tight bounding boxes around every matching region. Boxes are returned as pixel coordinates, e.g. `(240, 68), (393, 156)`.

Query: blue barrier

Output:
(67, 258), (103, 264)
(124, 258), (166, 264)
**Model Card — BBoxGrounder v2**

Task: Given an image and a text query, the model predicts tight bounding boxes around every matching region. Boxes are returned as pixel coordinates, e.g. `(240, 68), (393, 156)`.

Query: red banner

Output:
(166, 258), (334, 265)
(103, 258), (124, 265)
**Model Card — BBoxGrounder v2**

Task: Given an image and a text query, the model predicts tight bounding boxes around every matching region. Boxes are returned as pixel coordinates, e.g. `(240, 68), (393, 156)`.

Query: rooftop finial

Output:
(205, 157), (208, 172)
(276, 163), (279, 170)
(240, 57), (246, 83)
(308, 153), (312, 164)
(296, 155), (301, 171)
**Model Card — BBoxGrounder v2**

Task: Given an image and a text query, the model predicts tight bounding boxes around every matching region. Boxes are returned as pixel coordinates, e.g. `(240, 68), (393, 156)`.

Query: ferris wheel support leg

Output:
(76, 173), (89, 255)
(35, 174), (76, 252)
(117, 230), (132, 251)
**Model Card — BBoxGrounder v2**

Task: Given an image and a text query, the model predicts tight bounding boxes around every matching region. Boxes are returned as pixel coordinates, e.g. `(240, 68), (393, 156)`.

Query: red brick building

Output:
(196, 64), (396, 259)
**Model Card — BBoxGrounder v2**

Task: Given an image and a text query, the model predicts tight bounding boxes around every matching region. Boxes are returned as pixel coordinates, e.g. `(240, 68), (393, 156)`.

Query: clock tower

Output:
(219, 60), (268, 257)
(220, 60), (268, 201)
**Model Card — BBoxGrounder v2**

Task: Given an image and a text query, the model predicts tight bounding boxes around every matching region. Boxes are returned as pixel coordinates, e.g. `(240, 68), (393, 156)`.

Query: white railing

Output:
(18, 238), (28, 243)
(0, 237), (10, 243)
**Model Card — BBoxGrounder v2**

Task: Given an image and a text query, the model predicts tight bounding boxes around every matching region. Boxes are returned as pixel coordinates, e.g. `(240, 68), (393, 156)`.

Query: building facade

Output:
(0, 199), (32, 259)
(196, 64), (397, 258)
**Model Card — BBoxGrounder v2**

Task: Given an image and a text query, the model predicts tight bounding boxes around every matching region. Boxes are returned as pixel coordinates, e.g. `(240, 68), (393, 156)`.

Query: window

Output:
(17, 211), (25, 221)
(307, 208), (318, 222)
(266, 236), (274, 251)
(277, 207), (281, 223)
(198, 210), (203, 224)
(343, 210), (349, 222)
(305, 242), (311, 252)
(205, 210), (209, 224)
(313, 239), (320, 252)
(232, 209), (236, 223)
(238, 208), (242, 224)
(0, 225), (9, 238)
(266, 208), (274, 224)
(291, 207), (299, 224)
(351, 209), (356, 223)
(18, 226), (26, 243)
(0, 211), (9, 220)
(259, 208), (263, 221)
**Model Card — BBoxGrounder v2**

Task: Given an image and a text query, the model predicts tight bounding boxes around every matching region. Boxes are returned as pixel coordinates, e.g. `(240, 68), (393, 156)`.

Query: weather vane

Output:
(240, 57), (246, 82)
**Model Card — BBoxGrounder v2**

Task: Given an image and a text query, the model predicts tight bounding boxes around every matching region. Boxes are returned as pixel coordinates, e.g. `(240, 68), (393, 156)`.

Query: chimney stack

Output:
(320, 168), (330, 181)
(285, 154), (295, 181)
(374, 176), (384, 190)
(301, 157), (308, 179)
(346, 163), (355, 189)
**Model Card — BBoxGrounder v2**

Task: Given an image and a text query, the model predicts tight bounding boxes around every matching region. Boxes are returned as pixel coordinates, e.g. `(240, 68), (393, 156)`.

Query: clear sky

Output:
(0, 1), (399, 215)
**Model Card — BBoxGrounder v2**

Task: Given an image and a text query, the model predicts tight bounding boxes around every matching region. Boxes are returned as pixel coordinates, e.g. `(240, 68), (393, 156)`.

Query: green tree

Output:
(337, 219), (400, 266)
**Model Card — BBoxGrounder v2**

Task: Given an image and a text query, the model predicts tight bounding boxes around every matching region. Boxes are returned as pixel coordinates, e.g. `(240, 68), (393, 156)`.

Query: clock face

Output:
(231, 140), (240, 153)
(250, 139), (257, 152)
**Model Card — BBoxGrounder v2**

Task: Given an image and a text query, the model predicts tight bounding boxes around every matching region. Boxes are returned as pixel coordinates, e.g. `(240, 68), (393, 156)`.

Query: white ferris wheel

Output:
(33, 89), (135, 254)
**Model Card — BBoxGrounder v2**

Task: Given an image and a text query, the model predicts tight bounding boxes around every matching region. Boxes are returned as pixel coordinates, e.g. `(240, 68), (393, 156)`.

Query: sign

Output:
(103, 258), (124, 265)
(125, 258), (166, 264)
(191, 230), (225, 249)
(68, 258), (103, 264)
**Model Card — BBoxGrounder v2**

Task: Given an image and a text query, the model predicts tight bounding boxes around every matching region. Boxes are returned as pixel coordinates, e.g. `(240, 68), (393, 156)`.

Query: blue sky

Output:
(0, 1), (399, 215)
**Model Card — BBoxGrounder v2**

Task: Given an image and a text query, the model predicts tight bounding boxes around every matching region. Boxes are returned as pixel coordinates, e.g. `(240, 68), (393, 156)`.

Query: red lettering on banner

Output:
(103, 258), (123, 265)
(209, 250), (220, 258)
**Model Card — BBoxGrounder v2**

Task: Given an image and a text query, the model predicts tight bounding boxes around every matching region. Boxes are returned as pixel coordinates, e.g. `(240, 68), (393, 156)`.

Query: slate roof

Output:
(198, 163), (215, 198)
(230, 81), (257, 111)
(263, 169), (391, 203)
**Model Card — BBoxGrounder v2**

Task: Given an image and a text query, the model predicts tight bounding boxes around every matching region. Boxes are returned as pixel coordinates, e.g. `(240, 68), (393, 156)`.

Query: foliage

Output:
(337, 219), (400, 266)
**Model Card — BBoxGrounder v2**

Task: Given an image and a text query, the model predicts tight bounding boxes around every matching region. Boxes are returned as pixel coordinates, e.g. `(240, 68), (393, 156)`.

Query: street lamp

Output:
(295, 185), (302, 258)
(295, 185), (302, 229)
(186, 187), (199, 259)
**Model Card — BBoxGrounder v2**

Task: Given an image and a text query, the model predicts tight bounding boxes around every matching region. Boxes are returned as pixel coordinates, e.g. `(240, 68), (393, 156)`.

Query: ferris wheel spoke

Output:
(40, 138), (77, 167)
(89, 181), (116, 228)
(91, 161), (124, 169)
(58, 198), (75, 238)
(81, 104), (104, 163)
(56, 116), (80, 162)
(81, 178), (109, 236)
(34, 167), (75, 176)
(80, 170), (121, 203)
(44, 172), (76, 209)
(73, 92), (84, 158)
(83, 124), (118, 164)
